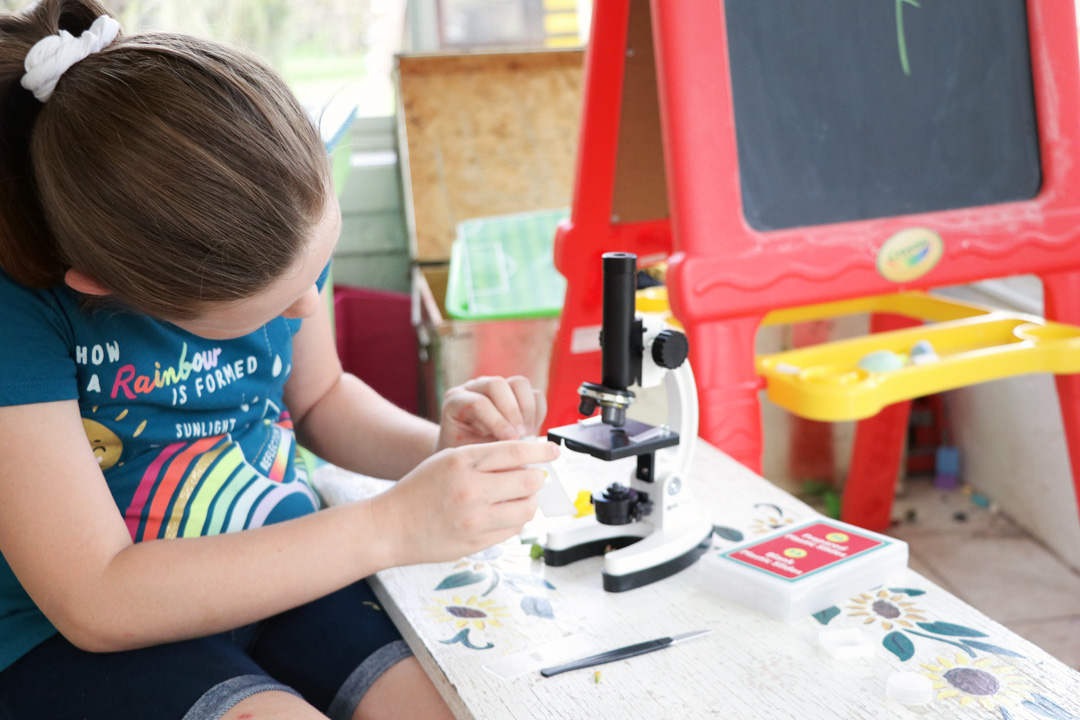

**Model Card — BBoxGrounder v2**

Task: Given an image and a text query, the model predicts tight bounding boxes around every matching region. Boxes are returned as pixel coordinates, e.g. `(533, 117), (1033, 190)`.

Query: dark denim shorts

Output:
(0, 579), (411, 720)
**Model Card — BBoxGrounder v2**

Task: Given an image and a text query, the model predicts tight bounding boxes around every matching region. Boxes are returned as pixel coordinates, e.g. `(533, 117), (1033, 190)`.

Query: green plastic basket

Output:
(445, 209), (568, 320)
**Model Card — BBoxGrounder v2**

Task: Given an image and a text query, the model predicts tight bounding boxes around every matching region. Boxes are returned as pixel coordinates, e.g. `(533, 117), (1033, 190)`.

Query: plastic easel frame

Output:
(546, 0), (1080, 530)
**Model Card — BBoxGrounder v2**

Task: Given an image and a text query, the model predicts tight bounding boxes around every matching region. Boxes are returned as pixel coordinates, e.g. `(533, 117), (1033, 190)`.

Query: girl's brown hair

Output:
(0, 0), (330, 319)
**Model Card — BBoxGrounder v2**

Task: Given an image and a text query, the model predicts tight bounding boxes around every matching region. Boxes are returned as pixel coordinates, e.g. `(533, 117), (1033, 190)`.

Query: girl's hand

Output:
(371, 440), (560, 565)
(437, 375), (547, 450)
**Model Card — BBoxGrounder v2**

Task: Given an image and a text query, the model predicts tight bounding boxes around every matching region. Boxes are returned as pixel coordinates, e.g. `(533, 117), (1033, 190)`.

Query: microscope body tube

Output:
(600, 252), (638, 391)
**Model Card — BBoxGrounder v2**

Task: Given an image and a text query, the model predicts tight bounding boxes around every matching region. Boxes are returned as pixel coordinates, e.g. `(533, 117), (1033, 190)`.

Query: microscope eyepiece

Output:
(601, 252), (638, 392)
(602, 252), (637, 274)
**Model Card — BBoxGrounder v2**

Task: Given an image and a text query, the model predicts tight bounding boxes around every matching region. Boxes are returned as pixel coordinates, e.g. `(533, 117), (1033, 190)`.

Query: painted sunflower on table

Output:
(424, 595), (511, 631)
(920, 654), (1035, 711)
(845, 589), (927, 630)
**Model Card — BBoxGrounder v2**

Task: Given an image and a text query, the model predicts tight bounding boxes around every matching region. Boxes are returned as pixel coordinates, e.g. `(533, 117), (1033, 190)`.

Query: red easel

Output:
(546, 0), (1080, 531)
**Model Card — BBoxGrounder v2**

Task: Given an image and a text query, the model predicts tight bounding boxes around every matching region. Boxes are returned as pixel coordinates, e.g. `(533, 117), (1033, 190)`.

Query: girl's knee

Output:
(219, 690), (328, 720)
(353, 657), (455, 720)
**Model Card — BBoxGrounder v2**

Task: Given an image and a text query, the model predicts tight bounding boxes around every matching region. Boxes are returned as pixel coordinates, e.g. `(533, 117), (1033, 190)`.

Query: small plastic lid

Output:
(887, 672), (934, 705)
(819, 628), (874, 659)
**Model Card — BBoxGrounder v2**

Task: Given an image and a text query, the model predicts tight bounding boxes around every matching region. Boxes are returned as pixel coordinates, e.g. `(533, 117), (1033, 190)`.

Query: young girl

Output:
(0, 1), (558, 718)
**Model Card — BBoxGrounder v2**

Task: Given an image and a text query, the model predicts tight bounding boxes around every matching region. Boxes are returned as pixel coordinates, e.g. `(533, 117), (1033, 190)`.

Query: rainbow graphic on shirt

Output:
(123, 422), (318, 542)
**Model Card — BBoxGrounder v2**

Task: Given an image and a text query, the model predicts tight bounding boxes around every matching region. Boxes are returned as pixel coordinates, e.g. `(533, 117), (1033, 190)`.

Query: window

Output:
(410, 0), (590, 52)
(0, 0), (405, 118)
(2, 0), (591, 118)
(435, 0), (585, 49)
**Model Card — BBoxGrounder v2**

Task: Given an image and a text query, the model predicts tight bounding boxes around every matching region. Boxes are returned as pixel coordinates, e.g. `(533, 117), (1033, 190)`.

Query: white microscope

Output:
(544, 252), (714, 592)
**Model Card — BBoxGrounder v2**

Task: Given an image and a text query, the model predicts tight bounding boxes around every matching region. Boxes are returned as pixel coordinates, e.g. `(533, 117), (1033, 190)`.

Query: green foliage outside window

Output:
(1, 0), (389, 115)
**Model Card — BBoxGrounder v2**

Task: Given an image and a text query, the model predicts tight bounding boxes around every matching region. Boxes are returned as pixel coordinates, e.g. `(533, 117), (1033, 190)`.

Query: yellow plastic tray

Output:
(635, 289), (1080, 422)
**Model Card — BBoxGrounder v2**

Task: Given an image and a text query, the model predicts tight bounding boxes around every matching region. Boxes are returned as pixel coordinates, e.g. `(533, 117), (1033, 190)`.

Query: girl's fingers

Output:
(447, 391), (516, 440)
(482, 494), (541, 533)
(531, 388), (548, 431)
(475, 466), (546, 505)
(507, 376), (538, 433)
(463, 377), (525, 437)
(466, 440), (559, 474)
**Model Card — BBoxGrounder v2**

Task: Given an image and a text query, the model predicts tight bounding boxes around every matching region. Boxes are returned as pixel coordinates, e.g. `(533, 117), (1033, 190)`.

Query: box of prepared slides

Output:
(699, 518), (908, 622)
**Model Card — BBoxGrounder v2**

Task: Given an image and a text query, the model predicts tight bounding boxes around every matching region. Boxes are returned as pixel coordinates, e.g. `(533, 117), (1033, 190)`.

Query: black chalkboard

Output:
(724, 0), (1042, 232)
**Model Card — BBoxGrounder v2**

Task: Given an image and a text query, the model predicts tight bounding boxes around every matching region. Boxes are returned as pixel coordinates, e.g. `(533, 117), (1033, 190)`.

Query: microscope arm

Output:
(660, 360), (698, 485)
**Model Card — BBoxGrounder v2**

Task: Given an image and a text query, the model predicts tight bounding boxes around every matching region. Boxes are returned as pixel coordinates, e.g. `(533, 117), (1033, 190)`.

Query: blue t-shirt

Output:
(0, 264), (330, 672)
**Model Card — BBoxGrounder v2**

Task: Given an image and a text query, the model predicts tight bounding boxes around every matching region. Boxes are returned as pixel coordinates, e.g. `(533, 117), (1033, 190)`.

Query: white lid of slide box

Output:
(699, 518), (909, 623)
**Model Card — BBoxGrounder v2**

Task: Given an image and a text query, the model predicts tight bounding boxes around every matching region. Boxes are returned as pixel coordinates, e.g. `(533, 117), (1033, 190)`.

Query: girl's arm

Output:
(285, 288), (546, 480)
(283, 287), (440, 478)
(0, 398), (554, 653)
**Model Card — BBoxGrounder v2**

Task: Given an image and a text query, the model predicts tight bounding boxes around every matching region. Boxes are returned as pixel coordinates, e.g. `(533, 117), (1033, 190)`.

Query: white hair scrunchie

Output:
(21, 15), (120, 102)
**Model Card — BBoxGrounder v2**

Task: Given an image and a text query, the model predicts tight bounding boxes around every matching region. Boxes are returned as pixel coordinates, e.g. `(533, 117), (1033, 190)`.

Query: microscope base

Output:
(602, 532), (712, 592)
(543, 534), (643, 567)
(544, 515), (714, 592)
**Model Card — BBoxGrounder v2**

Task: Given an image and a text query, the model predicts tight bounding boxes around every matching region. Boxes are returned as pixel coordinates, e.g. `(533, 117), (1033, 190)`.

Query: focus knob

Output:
(652, 329), (689, 369)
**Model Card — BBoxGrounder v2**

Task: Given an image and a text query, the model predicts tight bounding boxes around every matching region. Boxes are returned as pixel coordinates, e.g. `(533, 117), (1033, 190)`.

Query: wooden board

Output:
(611, 0), (668, 224)
(397, 50), (584, 263)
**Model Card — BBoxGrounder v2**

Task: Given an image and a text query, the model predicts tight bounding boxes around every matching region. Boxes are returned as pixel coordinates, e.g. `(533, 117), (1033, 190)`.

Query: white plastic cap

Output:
(818, 628), (874, 659)
(887, 672), (934, 705)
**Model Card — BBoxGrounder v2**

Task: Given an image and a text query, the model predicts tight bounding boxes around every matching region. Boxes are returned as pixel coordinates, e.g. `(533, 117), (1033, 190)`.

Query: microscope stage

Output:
(547, 418), (681, 461)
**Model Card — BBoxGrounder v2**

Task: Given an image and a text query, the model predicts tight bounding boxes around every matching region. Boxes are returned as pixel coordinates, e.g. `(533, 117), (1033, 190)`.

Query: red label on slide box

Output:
(722, 521), (888, 582)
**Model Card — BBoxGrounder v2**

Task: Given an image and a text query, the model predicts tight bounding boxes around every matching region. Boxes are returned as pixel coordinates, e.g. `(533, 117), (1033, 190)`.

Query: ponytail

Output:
(0, 0), (329, 320)
(0, 0), (108, 286)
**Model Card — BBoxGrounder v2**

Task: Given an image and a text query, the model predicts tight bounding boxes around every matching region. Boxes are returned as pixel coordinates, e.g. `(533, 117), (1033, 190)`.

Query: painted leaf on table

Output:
(887, 587), (926, 597)
(916, 621), (988, 638)
(883, 631), (915, 661)
(1022, 693), (1080, 720)
(959, 639), (1024, 659)
(481, 572), (501, 597)
(754, 503), (785, 518)
(906, 629), (976, 657)
(439, 628), (494, 650)
(712, 525), (745, 542)
(812, 607), (841, 625)
(435, 570), (487, 591)
(521, 596), (555, 619)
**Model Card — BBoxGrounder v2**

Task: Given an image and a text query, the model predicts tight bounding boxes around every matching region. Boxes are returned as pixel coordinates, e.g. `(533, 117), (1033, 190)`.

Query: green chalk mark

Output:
(896, 0), (921, 76)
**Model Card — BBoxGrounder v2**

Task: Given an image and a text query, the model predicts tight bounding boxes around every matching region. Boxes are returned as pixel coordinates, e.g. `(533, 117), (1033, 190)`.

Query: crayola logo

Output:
(876, 227), (943, 283)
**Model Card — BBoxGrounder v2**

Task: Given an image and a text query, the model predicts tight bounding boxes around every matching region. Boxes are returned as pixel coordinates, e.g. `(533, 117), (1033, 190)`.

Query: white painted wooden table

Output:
(314, 442), (1080, 720)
